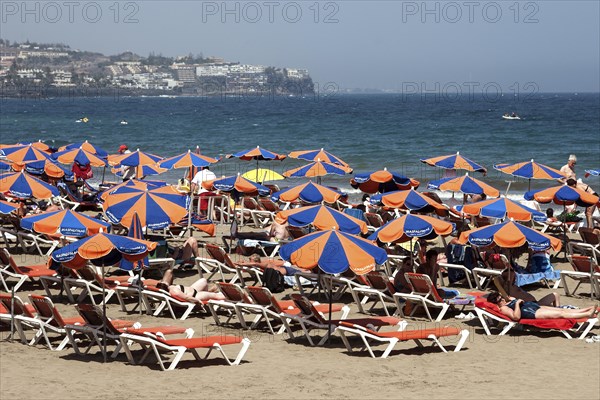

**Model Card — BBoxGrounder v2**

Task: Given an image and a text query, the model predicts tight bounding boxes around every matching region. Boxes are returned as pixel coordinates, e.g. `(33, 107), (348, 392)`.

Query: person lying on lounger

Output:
(235, 254), (310, 276)
(486, 291), (598, 321)
(156, 268), (225, 304)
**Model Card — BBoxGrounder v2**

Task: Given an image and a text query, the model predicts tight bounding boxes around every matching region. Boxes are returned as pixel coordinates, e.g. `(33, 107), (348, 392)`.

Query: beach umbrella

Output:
(17, 158), (73, 179)
(0, 144), (51, 164)
(271, 181), (345, 204)
(241, 168), (285, 183)
(288, 148), (349, 167)
(420, 151), (487, 173)
(108, 149), (163, 172)
(428, 173), (500, 198)
(227, 146), (286, 182)
(103, 185), (190, 230)
(585, 169), (599, 177)
(280, 229), (387, 275)
(99, 179), (167, 201)
(494, 159), (565, 191)
(370, 189), (448, 216)
(20, 209), (110, 237)
(58, 140), (108, 157)
(0, 200), (19, 214)
(275, 204), (368, 235)
(8, 140), (52, 153)
(351, 169), (420, 194)
(113, 164), (167, 180)
(458, 198), (546, 222)
(52, 147), (108, 167)
(368, 214), (455, 244)
(283, 160), (352, 184)
(52, 232), (156, 361)
(458, 220), (561, 252)
(120, 211), (149, 271)
(0, 171), (59, 199)
(202, 173), (271, 197)
(525, 185), (599, 208)
(158, 148), (219, 170)
(280, 228), (387, 340)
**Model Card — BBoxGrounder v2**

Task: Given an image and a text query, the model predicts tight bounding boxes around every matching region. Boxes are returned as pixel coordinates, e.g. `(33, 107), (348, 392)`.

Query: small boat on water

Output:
(502, 113), (521, 120)
(120, 120), (128, 125)
(76, 117), (89, 123)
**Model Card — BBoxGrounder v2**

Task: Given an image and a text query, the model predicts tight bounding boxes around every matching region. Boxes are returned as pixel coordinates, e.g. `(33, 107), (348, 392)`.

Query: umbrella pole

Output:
(327, 279), (333, 344)
(102, 265), (107, 363)
(561, 203), (567, 260)
(101, 166), (106, 185)
(9, 286), (15, 342)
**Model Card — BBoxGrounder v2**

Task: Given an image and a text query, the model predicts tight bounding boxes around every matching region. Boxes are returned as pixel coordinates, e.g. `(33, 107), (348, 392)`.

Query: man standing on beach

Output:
(559, 154), (577, 184)
(117, 144), (134, 181)
(191, 166), (216, 194)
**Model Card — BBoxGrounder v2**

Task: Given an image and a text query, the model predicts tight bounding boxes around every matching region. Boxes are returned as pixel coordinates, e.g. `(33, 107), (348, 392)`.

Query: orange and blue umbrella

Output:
(100, 179), (167, 200)
(350, 169), (419, 194)
(1, 144), (51, 163)
(58, 140), (108, 157)
(288, 148), (349, 167)
(20, 209), (110, 237)
(0, 200), (19, 214)
(103, 185), (190, 230)
(275, 204), (368, 235)
(52, 232), (157, 268)
(370, 190), (447, 216)
(271, 181), (344, 204)
(52, 147), (108, 167)
(0, 171), (59, 199)
(202, 173), (270, 196)
(458, 198), (546, 222)
(428, 173), (500, 198)
(113, 164), (167, 179)
(368, 214), (455, 243)
(227, 146), (286, 161)
(108, 149), (163, 168)
(159, 149), (219, 170)
(280, 229), (387, 275)
(120, 212), (149, 271)
(494, 159), (564, 181)
(18, 158), (73, 179)
(420, 152), (486, 173)
(12, 140), (52, 153)
(524, 185), (599, 207)
(283, 160), (352, 179)
(458, 220), (561, 252)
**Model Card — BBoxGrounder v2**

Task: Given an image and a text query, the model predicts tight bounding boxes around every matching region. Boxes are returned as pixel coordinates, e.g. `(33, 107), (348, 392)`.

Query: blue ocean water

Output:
(1, 93), (599, 200)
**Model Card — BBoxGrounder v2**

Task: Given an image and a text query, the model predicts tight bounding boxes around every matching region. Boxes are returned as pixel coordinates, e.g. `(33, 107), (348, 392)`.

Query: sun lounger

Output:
(474, 297), (598, 339)
(337, 321), (469, 358)
(394, 273), (454, 322)
(0, 248), (56, 292)
(562, 254), (600, 299)
(351, 271), (401, 316)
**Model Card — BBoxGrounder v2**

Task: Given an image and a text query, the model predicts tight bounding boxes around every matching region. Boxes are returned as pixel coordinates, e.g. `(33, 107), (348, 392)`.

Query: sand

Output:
(1, 227), (599, 400)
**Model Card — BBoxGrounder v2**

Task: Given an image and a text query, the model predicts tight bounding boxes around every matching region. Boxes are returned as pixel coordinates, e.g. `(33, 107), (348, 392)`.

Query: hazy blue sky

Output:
(2, 1), (599, 91)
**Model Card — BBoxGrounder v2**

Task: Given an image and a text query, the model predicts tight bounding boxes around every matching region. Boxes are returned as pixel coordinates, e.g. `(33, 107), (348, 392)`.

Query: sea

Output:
(1, 92), (599, 202)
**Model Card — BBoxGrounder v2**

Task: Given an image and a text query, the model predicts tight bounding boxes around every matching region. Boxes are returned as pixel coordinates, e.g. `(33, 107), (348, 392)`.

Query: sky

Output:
(2, 1), (599, 92)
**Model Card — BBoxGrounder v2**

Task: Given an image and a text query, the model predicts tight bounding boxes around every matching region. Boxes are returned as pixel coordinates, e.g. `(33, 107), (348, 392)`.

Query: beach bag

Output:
(263, 268), (285, 293)
(445, 244), (476, 283)
(557, 210), (582, 223)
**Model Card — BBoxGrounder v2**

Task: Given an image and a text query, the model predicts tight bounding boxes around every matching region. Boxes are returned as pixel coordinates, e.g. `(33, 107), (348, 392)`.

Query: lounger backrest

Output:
(0, 302), (8, 314)
(75, 304), (121, 335)
(339, 321), (379, 336)
(569, 255), (600, 273)
(287, 226), (307, 239)
(365, 271), (395, 294)
(242, 197), (260, 210)
(217, 282), (252, 303)
(474, 298), (511, 321)
(29, 295), (68, 328)
(2, 248), (23, 274)
(579, 227), (600, 246)
(364, 213), (384, 228)
(405, 272), (443, 302)
(0, 293), (35, 317)
(290, 294), (326, 324)
(259, 198), (280, 212)
(245, 286), (284, 312)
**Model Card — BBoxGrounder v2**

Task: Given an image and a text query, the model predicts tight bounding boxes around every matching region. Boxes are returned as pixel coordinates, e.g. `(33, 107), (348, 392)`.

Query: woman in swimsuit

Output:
(156, 268), (225, 304)
(487, 291), (598, 321)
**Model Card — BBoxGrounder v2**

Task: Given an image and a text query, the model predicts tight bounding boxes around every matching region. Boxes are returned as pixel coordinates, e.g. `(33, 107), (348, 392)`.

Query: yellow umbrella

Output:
(241, 168), (285, 183)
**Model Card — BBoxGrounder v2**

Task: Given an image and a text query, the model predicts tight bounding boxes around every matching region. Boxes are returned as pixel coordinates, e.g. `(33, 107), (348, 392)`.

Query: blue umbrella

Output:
(525, 185), (599, 208)
(280, 229), (387, 275)
(59, 140), (108, 157)
(0, 171), (59, 199)
(275, 204), (368, 235)
(23, 158), (73, 180)
(283, 160), (352, 179)
(0, 200), (19, 214)
(20, 209), (110, 237)
(421, 152), (486, 173)
(120, 211), (149, 271)
(351, 170), (418, 194)
(457, 198), (546, 222)
(206, 174), (271, 197)
(271, 181), (345, 204)
(367, 213), (455, 243)
(428, 174), (500, 197)
(458, 220), (561, 252)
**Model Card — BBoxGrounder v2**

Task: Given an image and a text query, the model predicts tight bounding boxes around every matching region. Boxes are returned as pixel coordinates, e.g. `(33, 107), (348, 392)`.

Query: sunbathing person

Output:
(156, 268), (225, 304)
(486, 291), (598, 321)
(236, 254), (310, 276)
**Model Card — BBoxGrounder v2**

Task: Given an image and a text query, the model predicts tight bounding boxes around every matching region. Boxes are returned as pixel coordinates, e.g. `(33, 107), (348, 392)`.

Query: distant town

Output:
(0, 39), (315, 97)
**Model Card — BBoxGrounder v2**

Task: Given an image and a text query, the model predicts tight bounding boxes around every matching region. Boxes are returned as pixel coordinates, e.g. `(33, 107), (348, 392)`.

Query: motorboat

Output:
(502, 114), (521, 120)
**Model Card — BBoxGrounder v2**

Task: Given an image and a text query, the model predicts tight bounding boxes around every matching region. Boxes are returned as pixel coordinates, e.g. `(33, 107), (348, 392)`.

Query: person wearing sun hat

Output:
(116, 144), (133, 180)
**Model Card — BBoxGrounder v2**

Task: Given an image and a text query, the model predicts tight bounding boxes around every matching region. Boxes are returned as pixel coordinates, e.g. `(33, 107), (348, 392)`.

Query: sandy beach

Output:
(1, 225), (599, 400)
